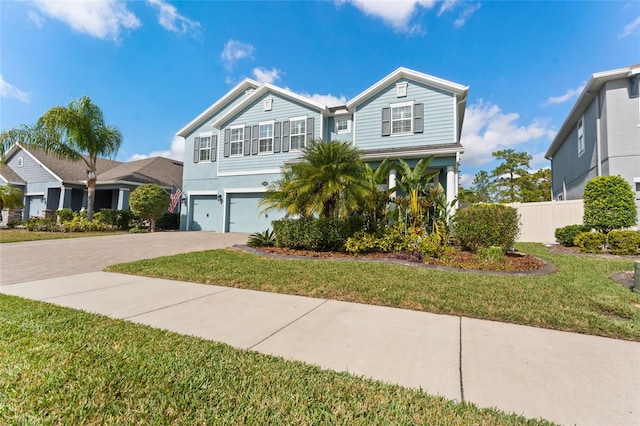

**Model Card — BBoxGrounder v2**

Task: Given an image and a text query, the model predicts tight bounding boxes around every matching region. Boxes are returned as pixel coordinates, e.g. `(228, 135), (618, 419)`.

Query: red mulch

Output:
(253, 246), (546, 272)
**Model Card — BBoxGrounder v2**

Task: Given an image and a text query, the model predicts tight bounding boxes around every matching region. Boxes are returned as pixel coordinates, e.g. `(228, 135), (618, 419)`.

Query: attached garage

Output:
(26, 195), (45, 218)
(225, 192), (280, 233)
(189, 195), (219, 231)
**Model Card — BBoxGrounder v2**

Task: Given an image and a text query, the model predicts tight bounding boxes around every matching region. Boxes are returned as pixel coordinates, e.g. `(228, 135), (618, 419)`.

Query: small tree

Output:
(583, 176), (636, 233)
(129, 184), (170, 232)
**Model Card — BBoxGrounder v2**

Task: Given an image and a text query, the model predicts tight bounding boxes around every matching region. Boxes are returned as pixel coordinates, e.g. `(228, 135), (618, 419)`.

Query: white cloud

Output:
(336, 0), (436, 33)
(221, 39), (255, 71)
(453, 3), (480, 28)
(128, 135), (185, 161)
(252, 67), (281, 84)
(543, 83), (585, 106)
(619, 15), (640, 38)
(460, 100), (555, 167)
(146, 0), (200, 35)
(31, 0), (141, 43)
(0, 74), (30, 103)
(300, 92), (347, 107)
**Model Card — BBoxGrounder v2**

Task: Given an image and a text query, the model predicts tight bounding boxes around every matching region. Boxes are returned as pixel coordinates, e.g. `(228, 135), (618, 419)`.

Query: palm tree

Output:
(394, 157), (439, 229)
(0, 185), (23, 212)
(1, 96), (122, 221)
(260, 139), (370, 219)
(362, 158), (395, 233)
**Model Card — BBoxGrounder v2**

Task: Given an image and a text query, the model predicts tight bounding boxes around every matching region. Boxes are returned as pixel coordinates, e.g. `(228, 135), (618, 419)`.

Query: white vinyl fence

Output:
(507, 199), (584, 243)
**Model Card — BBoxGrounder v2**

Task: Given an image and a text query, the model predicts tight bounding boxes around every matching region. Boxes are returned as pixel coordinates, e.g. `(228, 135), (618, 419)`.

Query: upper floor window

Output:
(290, 117), (306, 150)
(259, 122), (274, 153)
(199, 136), (212, 161)
(577, 117), (584, 156)
(335, 118), (351, 134)
(230, 126), (244, 156)
(391, 102), (413, 135)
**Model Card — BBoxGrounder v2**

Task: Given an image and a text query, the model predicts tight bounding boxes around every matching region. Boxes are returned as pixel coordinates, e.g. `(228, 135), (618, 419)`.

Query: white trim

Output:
(360, 146), (464, 161)
(198, 134), (213, 162)
(577, 116), (585, 156)
(263, 98), (273, 111)
(353, 110), (357, 145)
(453, 95), (458, 144)
(186, 191), (219, 231)
(221, 187), (268, 233)
(176, 78), (260, 137)
(188, 190), (219, 196)
(396, 82), (408, 97)
(289, 116), (307, 150)
(346, 67), (468, 110)
(335, 117), (351, 134)
(258, 120), (275, 154)
(229, 125), (245, 157)
(217, 168), (282, 177)
(25, 192), (45, 196)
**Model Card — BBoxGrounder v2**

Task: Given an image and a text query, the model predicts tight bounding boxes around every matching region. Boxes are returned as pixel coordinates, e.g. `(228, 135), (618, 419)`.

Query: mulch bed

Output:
(247, 246), (548, 273)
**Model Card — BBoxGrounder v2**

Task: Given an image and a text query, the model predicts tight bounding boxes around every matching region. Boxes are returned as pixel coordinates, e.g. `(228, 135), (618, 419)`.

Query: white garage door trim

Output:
(222, 187), (266, 234)
(186, 191), (217, 231)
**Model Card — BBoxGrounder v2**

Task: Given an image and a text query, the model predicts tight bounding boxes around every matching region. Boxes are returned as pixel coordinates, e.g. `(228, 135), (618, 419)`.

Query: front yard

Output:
(1, 295), (553, 425)
(106, 243), (640, 341)
(0, 229), (125, 243)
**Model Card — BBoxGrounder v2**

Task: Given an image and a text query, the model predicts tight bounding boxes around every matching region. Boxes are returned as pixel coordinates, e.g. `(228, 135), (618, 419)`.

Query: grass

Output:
(0, 229), (124, 243)
(0, 295), (554, 425)
(106, 243), (640, 341)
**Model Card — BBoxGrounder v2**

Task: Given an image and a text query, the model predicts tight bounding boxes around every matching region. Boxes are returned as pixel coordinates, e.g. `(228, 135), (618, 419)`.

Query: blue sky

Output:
(1, 0), (639, 187)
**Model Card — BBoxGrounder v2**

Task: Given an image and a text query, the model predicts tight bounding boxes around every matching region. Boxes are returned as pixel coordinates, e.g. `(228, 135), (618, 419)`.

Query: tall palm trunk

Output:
(86, 177), (97, 221)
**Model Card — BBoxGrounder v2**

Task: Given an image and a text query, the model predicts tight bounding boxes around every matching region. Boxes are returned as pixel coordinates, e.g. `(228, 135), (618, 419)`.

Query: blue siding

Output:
(354, 78), (455, 150)
(218, 91), (321, 174)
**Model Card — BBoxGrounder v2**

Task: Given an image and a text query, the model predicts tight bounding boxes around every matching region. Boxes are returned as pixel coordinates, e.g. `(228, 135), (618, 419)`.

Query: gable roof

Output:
(97, 156), (183, 187)
(0, 164), (26, 185)
(212, 83), (328, 129)
(545, 64), (640, 159)
(176, 78), (261, 137)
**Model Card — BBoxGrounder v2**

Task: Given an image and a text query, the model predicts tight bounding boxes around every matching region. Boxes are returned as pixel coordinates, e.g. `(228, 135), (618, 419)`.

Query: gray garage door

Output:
(226, 193), (281, 233)
(189, 195), (219, 231)
(27, 195), (45, 218)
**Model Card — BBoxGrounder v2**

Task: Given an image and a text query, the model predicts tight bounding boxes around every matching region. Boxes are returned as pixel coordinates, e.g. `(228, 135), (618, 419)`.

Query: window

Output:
(577, 117), (584, 156)
(230, 127), (244, 156)
(391, 102), (413, 135)
(198, 136), (211, 161)
(335, 118), (350, 134)
(259, 122), (274, 153)
(290, 118), (306, 150)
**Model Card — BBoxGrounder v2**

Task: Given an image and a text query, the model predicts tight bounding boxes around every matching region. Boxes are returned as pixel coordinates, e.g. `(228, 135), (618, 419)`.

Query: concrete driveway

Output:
(0, 231), (248, 285)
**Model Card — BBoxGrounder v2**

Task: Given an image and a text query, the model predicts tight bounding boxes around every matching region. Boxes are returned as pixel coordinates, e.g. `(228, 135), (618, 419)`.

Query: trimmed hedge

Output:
(607, 230), (640, 255)
(574, 231), (606, 254)
(452, 203), (520, 253)
(554, 224), (592, 246)
(273, 216), (364, 252)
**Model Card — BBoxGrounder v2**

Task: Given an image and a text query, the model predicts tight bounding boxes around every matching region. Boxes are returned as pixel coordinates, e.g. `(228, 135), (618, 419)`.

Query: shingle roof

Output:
(26, 147), (121, 183)
(98, 156), (183, 187)
(0, 165), (26, 185)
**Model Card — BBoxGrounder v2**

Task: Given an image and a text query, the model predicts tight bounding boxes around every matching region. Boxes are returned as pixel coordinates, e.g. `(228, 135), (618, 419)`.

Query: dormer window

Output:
(396, 82), (408, 98)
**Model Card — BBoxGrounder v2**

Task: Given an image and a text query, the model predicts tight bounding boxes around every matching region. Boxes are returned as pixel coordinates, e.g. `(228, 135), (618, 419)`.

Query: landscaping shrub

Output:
(24, 217), (58, 232)
(574, 231), (606, 253)
(477, 246), (505, 264)
(248, 229), (276, 247)
(55, 208), (75, 223)
(554, 224), (592, 246)
(61, 216), (113, 232)
(345, 232), (379, 254)
(583, 175), (637, 233)
(345, 224), (448, 259)
(607, 230), (640, 255)
(452, 203), (520, 252)
(273, 216), (364, 251)
(156, 212), (180, 230)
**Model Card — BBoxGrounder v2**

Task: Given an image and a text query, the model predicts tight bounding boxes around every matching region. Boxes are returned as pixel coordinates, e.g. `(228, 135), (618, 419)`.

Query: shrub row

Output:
(345, 224), (447, 259)
(554, 224), (592, 246)
(272, 216), (364, 252)
(573, 230), (640, 255)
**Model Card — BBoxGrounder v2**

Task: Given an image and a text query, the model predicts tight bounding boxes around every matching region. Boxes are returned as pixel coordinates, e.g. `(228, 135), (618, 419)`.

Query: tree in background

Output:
(583, 175), (637, 233)
(129, 184), (171, 232)
(0, 96), (122, 221)
(519, 168), (551, 202)
(491, 149), (531, 203)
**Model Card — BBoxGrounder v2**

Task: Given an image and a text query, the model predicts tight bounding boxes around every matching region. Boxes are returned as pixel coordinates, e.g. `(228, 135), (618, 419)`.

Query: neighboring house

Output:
(177, 67), (469, 233)
(545, 64), (640, 224)
(0, 144), (183, 222)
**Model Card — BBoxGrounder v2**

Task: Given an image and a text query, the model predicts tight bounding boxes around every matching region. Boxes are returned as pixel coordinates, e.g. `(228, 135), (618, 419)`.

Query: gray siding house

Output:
(178, 67), (469, 232)
(545, 64), (640, 223)
(0, 144), (183, 222)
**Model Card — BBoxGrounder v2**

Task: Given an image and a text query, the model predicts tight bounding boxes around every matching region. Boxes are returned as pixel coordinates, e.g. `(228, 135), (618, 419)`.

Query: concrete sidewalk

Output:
(2, 272), (639, 426)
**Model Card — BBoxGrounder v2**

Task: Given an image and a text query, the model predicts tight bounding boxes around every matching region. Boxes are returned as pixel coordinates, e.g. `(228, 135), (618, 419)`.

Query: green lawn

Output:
(0, 229), (125, 243)
(0, 295), (554, 425)
(106, 243), (640, 341)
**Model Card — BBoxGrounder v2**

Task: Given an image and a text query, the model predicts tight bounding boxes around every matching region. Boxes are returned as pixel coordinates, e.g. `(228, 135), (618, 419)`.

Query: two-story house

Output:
(545, 64), (640, 223)
(177, 67), (469, 232)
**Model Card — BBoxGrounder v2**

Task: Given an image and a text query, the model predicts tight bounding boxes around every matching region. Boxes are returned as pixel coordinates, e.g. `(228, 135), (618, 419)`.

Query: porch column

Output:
(388, 169), (397, 199)
(446, 166), (456, 216)
(58, 187), (66, 210)
(117, 188), (130, 210)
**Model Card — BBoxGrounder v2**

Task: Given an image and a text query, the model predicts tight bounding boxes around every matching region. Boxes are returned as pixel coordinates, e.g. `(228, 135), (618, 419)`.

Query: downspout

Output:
(595, 92), (602, 176)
